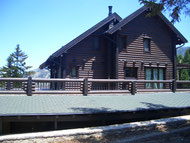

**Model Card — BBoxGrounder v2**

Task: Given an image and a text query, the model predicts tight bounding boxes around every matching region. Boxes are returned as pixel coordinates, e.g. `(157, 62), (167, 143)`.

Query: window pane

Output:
(144, 39), (150, 52)
(146, 69), (151, 88)
(159, 69), (164, 89)
(153, 69), (158, 89)
(71, 67), (76, 77)
(125, 67), (137, 79)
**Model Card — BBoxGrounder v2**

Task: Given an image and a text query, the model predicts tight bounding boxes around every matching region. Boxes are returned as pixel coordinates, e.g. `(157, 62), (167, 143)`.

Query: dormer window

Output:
(144, 38), (151, 52)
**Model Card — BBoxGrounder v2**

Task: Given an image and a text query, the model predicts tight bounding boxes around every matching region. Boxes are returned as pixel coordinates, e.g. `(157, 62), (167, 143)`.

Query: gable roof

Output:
(107, 6), (149, 34)
(40, 13), (122, 69)
(107, 6), (188, 44)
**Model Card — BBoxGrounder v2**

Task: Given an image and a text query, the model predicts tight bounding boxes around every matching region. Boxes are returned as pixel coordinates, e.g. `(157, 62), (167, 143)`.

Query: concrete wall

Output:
(1, 115), (190, 143)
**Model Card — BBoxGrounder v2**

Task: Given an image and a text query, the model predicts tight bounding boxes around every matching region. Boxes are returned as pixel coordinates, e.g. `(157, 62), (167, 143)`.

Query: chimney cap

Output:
(108, 6), (112, 16)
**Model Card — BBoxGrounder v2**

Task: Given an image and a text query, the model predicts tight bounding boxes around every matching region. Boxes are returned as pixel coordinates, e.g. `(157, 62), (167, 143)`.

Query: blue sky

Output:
(0, 0), (190, 70)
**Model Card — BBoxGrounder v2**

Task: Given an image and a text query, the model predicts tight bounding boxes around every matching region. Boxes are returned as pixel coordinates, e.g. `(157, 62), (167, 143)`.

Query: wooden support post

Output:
(27, 76), (32, 96)
(83, 77), (88, 96)
(172, 79), (176, 93)
(115, 33), (119, 79)
(131, 81), (136, 95)
(54, 119), (57, 130)
(0, 118), (2, 135)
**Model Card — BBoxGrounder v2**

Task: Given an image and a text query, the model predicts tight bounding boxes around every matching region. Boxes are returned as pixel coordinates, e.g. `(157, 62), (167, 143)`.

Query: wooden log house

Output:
(40, 6), (188, 90)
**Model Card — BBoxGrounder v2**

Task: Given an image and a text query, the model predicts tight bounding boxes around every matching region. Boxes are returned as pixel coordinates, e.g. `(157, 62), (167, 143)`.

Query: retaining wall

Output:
(1, 115), (190, 143)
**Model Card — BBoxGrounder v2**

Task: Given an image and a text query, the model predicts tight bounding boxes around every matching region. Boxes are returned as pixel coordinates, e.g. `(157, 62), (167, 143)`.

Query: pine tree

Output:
(0, 45), (34, 78)
(183, 48), (190, 64)
(177, 54), (183, 64)
(178, 48), (190, 82)
(139, 0), (190, 23)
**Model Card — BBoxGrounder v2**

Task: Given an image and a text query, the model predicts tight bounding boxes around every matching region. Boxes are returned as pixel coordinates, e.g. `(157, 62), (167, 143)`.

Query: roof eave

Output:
(158, 13), (188, 44)
(40, 13), (122, 69)
(107, 6), (188, 44)
(106, 6), (149, 34)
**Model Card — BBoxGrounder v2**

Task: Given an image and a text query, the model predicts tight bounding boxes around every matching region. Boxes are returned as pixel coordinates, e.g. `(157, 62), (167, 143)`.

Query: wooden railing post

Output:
(131, 81), (136, 95)
(6, 81), (11, 90)
(172, 79), (176, 93)
(83, 77), (88, 96)
(27, 76), (32, 96)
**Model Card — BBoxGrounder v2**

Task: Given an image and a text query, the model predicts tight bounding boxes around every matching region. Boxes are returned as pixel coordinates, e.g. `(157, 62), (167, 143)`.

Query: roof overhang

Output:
(39, 13), (122, 69)
(106, 6), (188, 44)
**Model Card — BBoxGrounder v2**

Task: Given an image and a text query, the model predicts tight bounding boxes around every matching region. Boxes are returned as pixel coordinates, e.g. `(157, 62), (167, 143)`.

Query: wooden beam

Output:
(33, 91), (82, 94)
(83, 77), (88, 96)
(54, 118), (58, 130)
(172, 79), (177, 93)
(131, 81), (136, 95)
(27, 77), (32, 96)
(0, 118), (2, 135)
(115, 32), (119, 79)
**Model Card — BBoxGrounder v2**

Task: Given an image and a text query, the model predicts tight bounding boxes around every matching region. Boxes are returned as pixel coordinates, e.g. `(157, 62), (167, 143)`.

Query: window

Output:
(120, 35), (127, 49)
(145, 68), (165, 89)
(125, 67), (138, 79)
(94, 37), (100, 50)
(144, 38), (150, 52)
(71, 67), (78, 78)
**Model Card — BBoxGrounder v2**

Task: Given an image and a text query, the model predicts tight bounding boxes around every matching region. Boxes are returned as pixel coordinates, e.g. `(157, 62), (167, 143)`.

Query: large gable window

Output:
(144, 38), (150, 52)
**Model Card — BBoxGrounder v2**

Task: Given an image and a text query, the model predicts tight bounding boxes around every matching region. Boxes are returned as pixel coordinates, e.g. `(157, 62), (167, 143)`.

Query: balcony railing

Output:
(0, 77), (189, 96)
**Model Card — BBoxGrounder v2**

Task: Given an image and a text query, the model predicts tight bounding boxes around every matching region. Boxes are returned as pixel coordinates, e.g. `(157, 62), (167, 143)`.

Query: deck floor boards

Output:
(0, 92), (190, 116)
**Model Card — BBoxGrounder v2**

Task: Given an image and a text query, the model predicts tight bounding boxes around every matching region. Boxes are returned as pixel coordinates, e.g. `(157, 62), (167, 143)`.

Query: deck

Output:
(0, 92), (190, 116)
(1, 92), (190, 134)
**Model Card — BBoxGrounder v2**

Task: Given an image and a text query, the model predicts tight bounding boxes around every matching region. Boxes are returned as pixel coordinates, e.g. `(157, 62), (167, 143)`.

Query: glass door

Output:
(145, 68), (165, 89)
(153, 69), (158, 89)
(146, 69), (151, 88)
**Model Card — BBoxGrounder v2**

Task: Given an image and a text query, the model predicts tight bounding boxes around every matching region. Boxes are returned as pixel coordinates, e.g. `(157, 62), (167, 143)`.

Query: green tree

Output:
(139, 0), (190, 23)
(183, 48), (190, 64)
(0, 44), (34, 78)
(177, 48), (190, 82)
(181, 69), (190, 80)
(177, 54), (184, 64)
